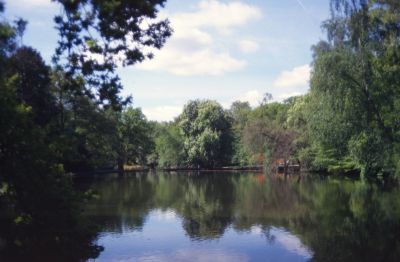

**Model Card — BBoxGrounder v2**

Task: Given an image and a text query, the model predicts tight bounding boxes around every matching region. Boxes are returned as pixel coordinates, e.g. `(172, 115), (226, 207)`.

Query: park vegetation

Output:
(0, 0), (399, 258)
(150, 0), (400, 179)
(0, 0), (172, 259)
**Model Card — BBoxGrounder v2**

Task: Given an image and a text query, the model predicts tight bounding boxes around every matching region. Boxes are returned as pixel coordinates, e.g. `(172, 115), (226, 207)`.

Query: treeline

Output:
(146, 98), (300, 170)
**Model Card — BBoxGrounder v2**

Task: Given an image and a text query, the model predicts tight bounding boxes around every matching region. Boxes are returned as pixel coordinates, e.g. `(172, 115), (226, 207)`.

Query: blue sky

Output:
(4, 0), (330, 121)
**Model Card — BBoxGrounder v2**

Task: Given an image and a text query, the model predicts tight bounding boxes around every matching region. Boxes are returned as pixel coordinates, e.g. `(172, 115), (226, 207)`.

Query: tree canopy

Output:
(179, 100), (233, 168)
(306, 0), (400, 176)
(53, 0), (172, 110)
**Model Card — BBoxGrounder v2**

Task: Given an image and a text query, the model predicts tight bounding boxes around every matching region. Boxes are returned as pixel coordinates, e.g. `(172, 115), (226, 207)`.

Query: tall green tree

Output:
(179, 100), (233, 168)
(116, 107), (154, 171)
(308, 0), (400, 176)
(7, 46), (57, 126)
(154, 123), (184, 168)
(0, 14), (101, 259)
(229, 101), (252, 166)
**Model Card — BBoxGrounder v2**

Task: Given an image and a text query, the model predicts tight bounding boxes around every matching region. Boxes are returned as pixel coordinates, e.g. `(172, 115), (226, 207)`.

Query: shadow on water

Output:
(0, 176), (103, 262)
(0, 223), (103, 262)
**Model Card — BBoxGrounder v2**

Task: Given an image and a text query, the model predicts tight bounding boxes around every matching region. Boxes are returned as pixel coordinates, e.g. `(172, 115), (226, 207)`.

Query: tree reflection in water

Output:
(3, 172), (399, 261)
(0, 211), (102, 262)
(86, 172), (400, 261)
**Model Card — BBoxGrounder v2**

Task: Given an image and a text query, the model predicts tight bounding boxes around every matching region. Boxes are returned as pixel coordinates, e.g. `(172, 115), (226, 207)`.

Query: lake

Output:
(81, 171), (400, 262)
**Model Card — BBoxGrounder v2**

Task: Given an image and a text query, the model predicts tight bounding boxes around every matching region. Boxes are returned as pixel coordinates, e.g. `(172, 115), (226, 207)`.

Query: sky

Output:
(4, 0), (331, 121)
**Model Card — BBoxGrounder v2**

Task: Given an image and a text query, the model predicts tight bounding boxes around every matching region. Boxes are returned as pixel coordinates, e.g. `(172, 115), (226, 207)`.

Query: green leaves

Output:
(0, 182), (8, 195)
(154, 123), (184, 168)
(179, 100), (233, 168)
(117, 107), (155, 166)
(53, 0), (172, 109)
(306, 0), (400, 176)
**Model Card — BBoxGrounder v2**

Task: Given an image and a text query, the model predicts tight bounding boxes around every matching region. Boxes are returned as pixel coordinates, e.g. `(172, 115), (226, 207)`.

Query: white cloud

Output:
(175, 0), (262, 33)
(138, 48), (246, 76)
(273, 64), (311, 88)
(8, 0), (55, 8)
(222, 90), (264, 109)
(235, 90), (264, 107)
(136, 0), (262, 76)
(142, 105), (182, 122)
(238, 40), (260, 54)
(276, 92), (303, 100)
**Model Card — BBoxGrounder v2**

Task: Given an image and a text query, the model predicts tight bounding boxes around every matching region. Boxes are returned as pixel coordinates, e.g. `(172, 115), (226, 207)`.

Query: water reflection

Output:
(85, 172), (400, 261)
(0, 214), (102, 262)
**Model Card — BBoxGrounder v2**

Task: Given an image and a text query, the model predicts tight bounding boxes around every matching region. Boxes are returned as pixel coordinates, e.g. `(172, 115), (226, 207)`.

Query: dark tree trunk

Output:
(117, 155), (125, 176)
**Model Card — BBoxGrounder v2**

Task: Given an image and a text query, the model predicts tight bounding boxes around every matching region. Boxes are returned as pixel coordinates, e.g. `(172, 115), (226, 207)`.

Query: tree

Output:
(0, 0), (171, 257)
(0, 48), (100, 262)
(0, 6), (17, 76)
(0, 5), (102, 258)
(58, 95), (119, 172)
(243, 117), (300, 170)
(229, 101), (253, 166)
(240, 101), (301, 168)
(229, 101), (251, 130)
(116, 107), (154, 171)
(7, 47), (57, 126)
(53, 0), (172, 110)
(179, 100), (233, 168)
(154, 123), (184, 168)
(308, 0), (400, 176)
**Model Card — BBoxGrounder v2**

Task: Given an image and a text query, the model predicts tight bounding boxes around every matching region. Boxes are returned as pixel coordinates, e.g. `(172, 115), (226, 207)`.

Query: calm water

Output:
(82, 172), (400, 262)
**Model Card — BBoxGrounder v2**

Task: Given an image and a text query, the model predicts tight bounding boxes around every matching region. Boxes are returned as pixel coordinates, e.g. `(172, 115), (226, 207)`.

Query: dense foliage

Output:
(178, 100), (233, 168)
(305, 0), (400, 177)
(0, 0), (171, 259)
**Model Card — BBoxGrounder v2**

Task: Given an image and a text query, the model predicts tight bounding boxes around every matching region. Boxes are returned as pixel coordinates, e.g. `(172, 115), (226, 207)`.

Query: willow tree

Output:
(179, 100), (233, 168)
(309, 0), (400, 177)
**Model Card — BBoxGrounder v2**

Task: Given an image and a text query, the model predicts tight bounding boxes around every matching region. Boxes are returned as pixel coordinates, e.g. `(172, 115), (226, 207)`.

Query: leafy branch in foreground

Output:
(53, 0), (172, 110)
